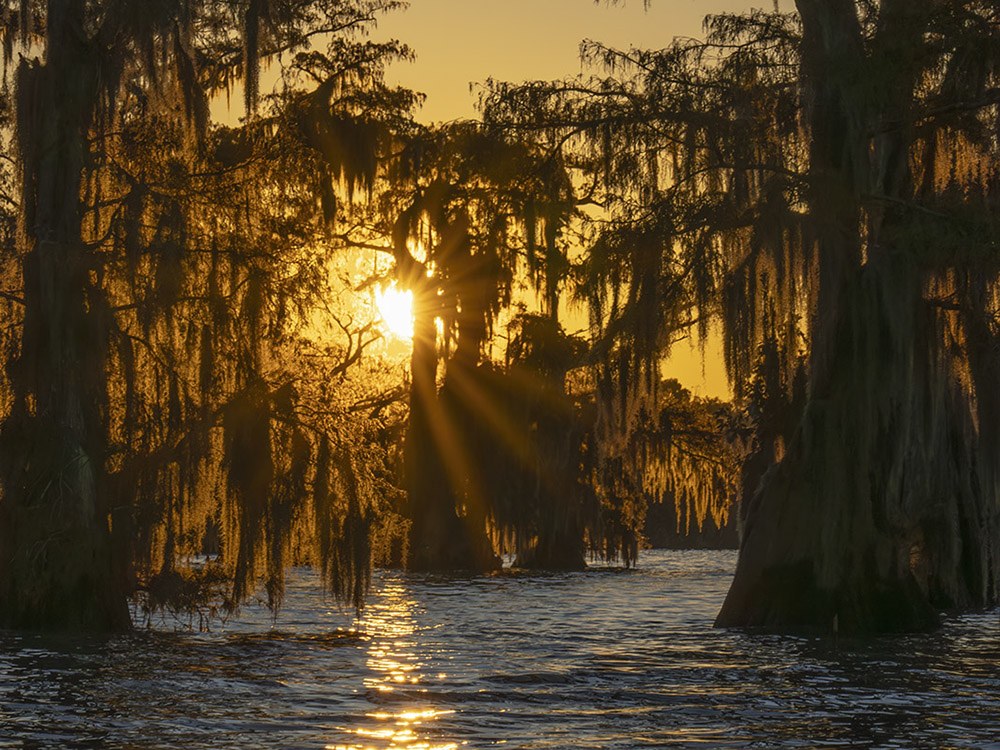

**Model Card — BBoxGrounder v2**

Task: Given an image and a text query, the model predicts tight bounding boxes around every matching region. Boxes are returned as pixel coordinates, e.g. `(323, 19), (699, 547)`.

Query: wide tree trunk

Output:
(0, 0), (130, 630)
(510, 374), (586, 571)
(716, 0), (1000, 633)
(715, 259), (998, 632)
(404, 298), (500, 572)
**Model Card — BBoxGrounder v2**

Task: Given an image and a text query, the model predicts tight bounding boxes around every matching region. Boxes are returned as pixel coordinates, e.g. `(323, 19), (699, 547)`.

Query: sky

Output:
(370, 1), (775, 398)
(372, 0), (774, 123)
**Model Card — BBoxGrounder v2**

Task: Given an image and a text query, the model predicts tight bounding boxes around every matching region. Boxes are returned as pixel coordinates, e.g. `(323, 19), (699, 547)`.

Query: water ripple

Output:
(2, 550), (999, 749)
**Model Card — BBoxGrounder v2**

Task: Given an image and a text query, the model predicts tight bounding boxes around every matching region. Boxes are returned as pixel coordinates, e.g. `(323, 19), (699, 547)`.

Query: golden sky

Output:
(373, 1), (777, 123)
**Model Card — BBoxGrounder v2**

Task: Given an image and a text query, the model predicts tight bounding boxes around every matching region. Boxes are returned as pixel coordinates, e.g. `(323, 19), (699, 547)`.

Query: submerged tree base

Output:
(513, 542), (587, 571)
(715, 558), (939, 634)
(406, 510), (501, 573)
(0, 413), (132, 633)
(716, 263), (1000, 634)
(0, 495), (132, 633)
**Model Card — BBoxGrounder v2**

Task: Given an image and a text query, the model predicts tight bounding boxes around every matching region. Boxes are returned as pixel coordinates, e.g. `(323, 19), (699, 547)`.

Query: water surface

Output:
(2, 550), (999, 748)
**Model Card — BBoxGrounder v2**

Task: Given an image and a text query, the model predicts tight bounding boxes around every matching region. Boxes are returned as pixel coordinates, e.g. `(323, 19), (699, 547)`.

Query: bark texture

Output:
(0, 0), (130, 630)
(717, 0), (1000, 633)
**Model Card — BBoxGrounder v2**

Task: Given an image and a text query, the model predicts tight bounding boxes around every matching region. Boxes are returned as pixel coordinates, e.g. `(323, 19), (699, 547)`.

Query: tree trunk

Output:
(0, 0), (130, 630)
(716, 0), (1000, 633)
(511, 376), (587, 571)
(404, 296), (500, 572)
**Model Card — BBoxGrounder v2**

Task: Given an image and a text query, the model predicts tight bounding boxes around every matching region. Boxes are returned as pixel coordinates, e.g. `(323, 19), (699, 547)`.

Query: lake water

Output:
(2, 549), (999, 749)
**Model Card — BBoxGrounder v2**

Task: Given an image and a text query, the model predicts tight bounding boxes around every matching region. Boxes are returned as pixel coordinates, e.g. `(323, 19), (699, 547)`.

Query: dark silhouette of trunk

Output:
(508, 410), (587, 570)
(404, 286), (500, 572)
(508, 355), (587, 570)
(0, 0), (130, 630)
(717, 0), (1000, 633)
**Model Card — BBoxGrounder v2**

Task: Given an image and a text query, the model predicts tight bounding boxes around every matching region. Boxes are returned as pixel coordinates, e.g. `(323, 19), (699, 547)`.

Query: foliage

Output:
(384, 119), (577, 344)
(584, 374), (746, 565)
(488, 0), (1000, 630)
(372, 117), (588, 571)
(0, 0), (415, 628)
(480, 27), (759, 558)
(469, 313), (594, 569)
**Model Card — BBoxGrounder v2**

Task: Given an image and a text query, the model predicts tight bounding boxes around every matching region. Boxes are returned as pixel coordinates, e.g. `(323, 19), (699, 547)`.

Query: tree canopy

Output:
(5, 0), (998, 635)
(485, 0), (1000, 631)
(0, 0), (417, 629)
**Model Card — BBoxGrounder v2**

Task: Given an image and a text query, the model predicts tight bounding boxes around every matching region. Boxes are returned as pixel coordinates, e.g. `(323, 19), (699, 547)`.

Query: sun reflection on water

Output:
(327, 577), (457, 750)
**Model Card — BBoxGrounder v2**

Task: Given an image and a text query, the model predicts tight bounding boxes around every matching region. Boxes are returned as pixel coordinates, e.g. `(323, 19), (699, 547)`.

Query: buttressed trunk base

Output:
(717, 261), (1000, 633)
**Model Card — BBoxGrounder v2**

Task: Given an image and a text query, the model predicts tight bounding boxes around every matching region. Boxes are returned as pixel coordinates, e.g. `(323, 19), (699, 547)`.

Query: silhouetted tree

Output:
(0, 0), (411, 630)
(713, 0), (1000, 633)
(476, 313), (595, 569)
(483, 46), (741, 571)
(489, 0), (1000, 631)
(382, 122), (578, 571)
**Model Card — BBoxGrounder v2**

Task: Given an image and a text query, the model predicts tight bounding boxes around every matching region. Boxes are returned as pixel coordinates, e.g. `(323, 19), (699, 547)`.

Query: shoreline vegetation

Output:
(0, 0), (998, 635)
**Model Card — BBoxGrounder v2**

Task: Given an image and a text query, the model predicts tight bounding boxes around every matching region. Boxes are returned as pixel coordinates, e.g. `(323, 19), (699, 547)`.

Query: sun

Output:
(375, 282), (414, 340)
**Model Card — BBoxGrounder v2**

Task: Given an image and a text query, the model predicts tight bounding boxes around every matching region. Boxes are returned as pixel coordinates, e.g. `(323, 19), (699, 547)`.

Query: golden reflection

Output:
(328, 578), (456, 750)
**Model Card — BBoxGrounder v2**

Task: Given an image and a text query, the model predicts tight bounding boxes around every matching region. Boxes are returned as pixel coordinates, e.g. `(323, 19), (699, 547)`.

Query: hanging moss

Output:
(0, 0), (415, 631)
(383, 123), (586, 572)
(485, 1), (1000, 630)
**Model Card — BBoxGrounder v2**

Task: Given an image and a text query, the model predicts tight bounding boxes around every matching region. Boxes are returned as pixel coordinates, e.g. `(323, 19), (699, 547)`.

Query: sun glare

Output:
(375, 283), (414, 340)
